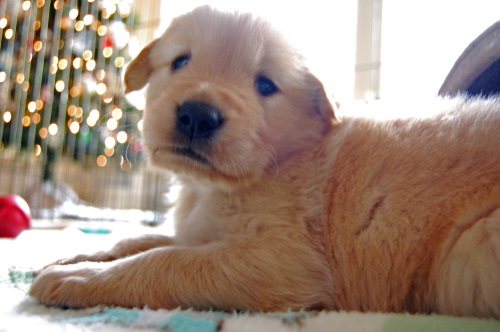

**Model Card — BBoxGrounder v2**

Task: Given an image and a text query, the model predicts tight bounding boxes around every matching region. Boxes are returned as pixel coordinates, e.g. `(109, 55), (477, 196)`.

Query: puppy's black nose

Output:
(176, 101), (224, 140)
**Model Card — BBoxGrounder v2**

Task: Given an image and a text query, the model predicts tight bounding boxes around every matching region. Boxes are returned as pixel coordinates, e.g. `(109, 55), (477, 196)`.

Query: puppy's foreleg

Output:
(30, 231), (333, 311)
(40, 235), (174, 271)
(103, 234), (176, 260)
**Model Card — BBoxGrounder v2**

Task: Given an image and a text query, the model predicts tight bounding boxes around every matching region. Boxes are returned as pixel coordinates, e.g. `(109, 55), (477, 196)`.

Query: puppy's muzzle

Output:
(176, 100), (224, 140)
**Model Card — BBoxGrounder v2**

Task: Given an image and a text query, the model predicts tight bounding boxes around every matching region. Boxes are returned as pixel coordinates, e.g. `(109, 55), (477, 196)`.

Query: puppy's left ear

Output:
(308, 74), (339, 127)
(124, 39), (158, 93)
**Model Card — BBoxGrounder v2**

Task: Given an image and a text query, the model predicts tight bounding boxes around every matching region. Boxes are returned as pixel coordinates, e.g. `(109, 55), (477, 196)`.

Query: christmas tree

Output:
(0, 0), (143, 182)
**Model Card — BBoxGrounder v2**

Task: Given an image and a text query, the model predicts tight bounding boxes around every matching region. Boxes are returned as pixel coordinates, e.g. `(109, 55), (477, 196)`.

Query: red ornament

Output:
(0, 195), (32, 238)
(101, 37), (113, 49)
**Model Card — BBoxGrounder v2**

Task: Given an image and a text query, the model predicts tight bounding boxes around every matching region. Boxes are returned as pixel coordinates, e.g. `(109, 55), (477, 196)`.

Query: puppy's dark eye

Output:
(255, 76), (279, 97)
(172, 55), (190, 71)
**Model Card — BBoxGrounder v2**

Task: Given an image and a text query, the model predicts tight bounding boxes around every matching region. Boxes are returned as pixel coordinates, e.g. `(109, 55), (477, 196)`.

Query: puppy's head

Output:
(125, 6), (338, 187)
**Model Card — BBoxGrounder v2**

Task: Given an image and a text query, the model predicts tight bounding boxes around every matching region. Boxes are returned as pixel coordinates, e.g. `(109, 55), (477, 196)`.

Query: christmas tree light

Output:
(27, 101), (36, 113)
(116, 131), (127, 143)
(3, 112), (12, 123)
(5, 28), (13, 39)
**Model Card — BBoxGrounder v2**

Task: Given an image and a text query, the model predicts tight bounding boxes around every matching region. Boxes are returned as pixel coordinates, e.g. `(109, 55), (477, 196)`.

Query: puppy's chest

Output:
(175, 192), (265, 245)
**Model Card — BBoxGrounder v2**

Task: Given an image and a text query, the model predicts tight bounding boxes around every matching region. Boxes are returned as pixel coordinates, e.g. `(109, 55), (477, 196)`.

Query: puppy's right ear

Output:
(124, 39), (158, 93)
(307, 73), (339, 127)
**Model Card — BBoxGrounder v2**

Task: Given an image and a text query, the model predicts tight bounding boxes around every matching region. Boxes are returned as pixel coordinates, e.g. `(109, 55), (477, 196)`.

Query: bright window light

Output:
(381, 0), (500, 101)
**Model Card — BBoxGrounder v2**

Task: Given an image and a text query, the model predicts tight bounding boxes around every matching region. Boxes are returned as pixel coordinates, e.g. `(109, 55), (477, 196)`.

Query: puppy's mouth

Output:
(172, 146), (210, 165)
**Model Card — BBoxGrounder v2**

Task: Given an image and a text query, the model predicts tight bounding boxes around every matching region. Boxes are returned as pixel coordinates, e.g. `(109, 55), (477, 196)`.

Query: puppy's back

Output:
(322, 97), (500, 316)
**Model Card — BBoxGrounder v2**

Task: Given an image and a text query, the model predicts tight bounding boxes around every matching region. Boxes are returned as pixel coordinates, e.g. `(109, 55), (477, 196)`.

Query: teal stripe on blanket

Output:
(66, 307), (140, 325)
(158, 312), (219, 332)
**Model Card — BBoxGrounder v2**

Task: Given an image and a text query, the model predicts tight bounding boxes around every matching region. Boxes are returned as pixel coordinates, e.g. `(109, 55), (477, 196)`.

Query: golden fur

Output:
(30, 7), (500, 317)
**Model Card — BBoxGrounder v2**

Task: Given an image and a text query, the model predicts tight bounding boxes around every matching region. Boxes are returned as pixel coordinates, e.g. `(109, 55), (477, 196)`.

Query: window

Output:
(380, 0), (500, 100)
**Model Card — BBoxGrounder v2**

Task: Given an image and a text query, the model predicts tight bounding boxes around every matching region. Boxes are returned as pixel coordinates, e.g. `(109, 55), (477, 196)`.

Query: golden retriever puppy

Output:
(30, 6), (500, 317)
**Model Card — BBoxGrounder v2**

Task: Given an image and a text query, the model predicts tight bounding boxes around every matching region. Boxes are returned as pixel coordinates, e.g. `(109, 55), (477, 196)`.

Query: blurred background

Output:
(0, 0), (499, 225)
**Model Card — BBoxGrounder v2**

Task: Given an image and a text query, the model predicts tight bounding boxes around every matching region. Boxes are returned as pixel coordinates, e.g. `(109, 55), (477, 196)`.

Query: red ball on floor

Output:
(0, 195), (31, 238)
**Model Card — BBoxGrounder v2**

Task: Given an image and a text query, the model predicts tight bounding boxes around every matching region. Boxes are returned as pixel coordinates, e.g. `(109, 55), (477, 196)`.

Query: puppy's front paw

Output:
(30, 263), (104, 308)
(54, 251), (117, 266)
(34, 251), (117, 277)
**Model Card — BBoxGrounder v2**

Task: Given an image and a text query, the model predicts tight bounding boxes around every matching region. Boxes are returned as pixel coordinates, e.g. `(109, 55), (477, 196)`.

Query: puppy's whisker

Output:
(223, 156), (238, 184)
(234, 155), (251, 189)
(229, 156), (245, 188)
(239, 158), (250, 190)
(266, 144), (280, 177)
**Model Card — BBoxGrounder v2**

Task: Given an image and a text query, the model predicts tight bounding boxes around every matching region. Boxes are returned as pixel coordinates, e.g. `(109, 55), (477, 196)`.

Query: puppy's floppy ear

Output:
(124, 39), (158, 93)
(308, 73), (339, 127)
